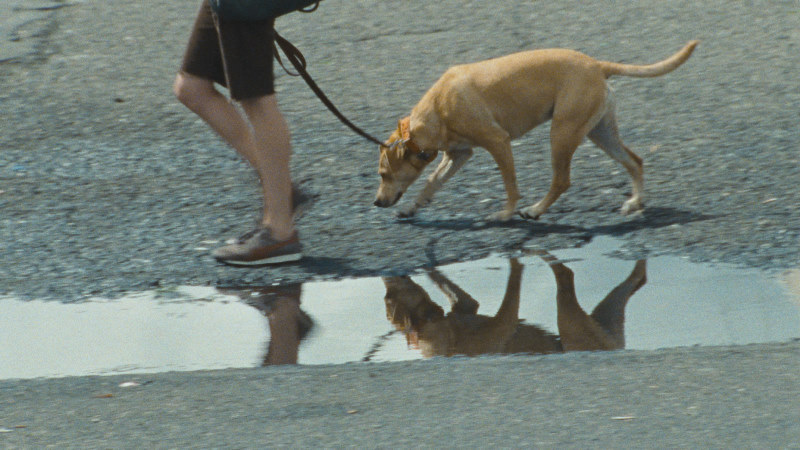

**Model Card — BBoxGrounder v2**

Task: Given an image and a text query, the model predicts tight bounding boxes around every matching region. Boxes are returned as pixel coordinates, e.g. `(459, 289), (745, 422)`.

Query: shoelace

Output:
(235, 227), (265, 243)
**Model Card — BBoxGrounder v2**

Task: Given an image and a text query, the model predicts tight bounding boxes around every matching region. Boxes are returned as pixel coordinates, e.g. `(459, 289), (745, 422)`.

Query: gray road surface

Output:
(2, 342), (799, 448)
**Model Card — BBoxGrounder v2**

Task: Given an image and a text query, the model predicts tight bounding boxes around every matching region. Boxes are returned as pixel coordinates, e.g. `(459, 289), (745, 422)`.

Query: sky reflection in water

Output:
(2, 237), (798, 379)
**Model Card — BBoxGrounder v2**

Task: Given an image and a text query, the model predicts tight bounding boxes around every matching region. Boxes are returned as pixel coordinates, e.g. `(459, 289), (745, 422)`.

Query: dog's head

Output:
(382, 276), (445, 329)
(374, 117), (438, 208)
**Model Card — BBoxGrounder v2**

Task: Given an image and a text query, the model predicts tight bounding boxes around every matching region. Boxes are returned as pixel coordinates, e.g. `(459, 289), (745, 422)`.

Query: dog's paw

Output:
(620, 199), (644, 215)
(518, 206), (543, 221)
(487, 210), (514, 222)
(395, 206), (417, 219)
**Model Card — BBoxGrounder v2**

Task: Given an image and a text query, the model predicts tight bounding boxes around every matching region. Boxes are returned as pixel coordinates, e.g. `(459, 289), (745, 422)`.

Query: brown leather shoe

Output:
(212, 228), (302, 266)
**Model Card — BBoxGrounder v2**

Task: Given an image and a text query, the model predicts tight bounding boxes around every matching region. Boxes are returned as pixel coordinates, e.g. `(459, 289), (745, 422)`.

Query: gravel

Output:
(1, 0), (798, 301)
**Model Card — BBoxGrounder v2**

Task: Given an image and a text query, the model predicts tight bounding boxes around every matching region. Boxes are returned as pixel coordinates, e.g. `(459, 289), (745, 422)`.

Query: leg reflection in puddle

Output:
(382, 252), (647, 358)
(219, 284), (314, 365)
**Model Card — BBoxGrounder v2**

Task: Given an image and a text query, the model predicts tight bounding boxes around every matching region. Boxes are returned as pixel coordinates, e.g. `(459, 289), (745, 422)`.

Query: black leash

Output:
(272, 31), (385, 146)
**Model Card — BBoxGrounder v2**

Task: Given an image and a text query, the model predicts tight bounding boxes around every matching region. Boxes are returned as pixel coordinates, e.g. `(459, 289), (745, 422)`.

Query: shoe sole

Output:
(215, 252), (302, 267)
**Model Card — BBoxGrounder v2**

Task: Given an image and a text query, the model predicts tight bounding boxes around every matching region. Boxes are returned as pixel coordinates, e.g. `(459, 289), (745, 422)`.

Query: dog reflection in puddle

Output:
(382, 253), (646, 357)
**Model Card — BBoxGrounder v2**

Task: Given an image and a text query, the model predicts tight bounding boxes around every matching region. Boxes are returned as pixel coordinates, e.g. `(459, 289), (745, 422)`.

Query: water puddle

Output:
(2, 237), (798, 380)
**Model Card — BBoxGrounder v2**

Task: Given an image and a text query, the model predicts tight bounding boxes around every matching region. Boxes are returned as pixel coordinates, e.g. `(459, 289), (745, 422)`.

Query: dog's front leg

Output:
(397, 148), (473, 218)
(426, 267), (480, 314)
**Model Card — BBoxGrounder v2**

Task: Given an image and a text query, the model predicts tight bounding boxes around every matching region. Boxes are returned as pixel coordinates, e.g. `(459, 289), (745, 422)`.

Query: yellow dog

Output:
(375, 41), (698, 221)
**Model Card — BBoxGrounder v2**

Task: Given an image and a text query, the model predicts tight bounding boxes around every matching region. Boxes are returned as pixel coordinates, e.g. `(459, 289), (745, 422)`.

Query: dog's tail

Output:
(600, 40), (699, 78)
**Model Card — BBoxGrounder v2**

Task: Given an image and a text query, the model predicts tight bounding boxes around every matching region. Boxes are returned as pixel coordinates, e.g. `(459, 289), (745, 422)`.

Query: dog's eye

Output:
(417, 152), (431, 161)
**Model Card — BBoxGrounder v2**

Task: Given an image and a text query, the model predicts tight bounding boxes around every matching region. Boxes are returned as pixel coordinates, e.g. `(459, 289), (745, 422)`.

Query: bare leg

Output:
(174, 72), (294, 240)
(174, 73), (261, 169)
(239, 95), (293, 240)
(264, 297), (302, 365)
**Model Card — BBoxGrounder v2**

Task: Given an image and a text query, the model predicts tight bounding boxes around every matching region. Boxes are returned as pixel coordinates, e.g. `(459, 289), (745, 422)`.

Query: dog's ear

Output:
(397, 118), (406, 133)
(398, 117), (411, 139)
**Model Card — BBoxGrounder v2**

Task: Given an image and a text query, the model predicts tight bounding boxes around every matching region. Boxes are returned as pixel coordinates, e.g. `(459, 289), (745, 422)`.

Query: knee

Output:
(173, 72), (212, 109)
(238, 94), (279, 117)
(173, 73), (191, 104)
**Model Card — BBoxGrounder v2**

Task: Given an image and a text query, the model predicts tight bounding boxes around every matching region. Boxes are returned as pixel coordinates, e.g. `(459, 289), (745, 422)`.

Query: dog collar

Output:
(399, 120), (436, 162)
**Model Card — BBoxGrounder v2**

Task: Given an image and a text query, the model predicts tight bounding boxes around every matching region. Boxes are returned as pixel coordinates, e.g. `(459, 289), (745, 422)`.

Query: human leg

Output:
(239, 95), (294, 241)
(173, 72), (262, 169)
(174, 74), (294, 234)
(204, 94), (300, 266)
(177, 3), (302, 265)
(174, 73), (303, 265)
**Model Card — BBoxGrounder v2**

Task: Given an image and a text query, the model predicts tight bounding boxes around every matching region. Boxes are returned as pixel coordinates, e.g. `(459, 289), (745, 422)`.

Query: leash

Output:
(272, 31), (386, 147)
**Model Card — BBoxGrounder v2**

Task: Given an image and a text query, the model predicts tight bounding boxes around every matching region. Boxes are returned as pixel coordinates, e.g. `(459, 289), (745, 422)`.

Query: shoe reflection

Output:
(219, 284), (313, 366)
(382, 253), (647, 358)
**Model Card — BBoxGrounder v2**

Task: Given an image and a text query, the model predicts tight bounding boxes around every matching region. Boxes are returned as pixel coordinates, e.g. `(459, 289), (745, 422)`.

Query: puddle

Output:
(2, 237), (798, 380)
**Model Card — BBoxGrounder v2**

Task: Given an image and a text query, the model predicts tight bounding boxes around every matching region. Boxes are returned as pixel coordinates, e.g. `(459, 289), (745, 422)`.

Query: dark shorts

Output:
(180, 0), (276, 100)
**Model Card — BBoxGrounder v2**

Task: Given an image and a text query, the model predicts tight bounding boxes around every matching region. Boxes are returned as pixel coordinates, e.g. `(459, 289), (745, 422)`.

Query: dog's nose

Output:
(374, 192), (402, 208)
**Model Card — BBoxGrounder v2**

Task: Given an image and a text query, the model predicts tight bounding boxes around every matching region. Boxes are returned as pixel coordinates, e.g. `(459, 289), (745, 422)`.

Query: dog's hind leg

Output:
(519, 83), (607, 220)
(588, 260), (647, 349)
(519, 122), (585, 220)
(476, 129), (519, 222)
(548, 259), (608, 351)
(397, 147), (473, 218)
(587, 93), (645, 215)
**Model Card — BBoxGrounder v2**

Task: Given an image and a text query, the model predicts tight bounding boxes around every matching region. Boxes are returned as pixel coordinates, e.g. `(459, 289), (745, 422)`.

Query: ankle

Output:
(265, 224), (295, 241)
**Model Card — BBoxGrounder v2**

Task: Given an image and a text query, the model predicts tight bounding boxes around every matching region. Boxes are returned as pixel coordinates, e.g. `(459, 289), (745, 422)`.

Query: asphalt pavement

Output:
(2, 342), (799, 448)
(1, 0), (799, 447)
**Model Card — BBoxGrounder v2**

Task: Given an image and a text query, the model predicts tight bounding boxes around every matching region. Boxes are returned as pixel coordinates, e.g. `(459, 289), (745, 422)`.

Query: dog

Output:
(374, 41), (698, 221)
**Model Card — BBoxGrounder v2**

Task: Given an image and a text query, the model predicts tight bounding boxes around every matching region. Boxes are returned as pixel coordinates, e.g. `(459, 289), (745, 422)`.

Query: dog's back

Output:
(421, 48), (606, 141)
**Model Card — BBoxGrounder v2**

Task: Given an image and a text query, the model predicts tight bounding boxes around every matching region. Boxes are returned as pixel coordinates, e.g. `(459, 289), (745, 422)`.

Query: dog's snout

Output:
(374, 191), (403, 208)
